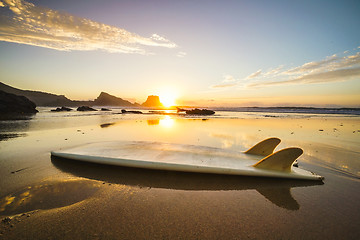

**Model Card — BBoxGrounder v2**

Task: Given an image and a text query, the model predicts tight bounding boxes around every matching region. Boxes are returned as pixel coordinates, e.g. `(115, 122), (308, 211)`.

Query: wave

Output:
(212, 107), (360, 115)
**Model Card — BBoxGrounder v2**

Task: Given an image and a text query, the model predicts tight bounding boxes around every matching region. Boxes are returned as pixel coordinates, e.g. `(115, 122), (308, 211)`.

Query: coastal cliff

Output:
(0, 82), (139, 107)
(0, 90), (38, 119)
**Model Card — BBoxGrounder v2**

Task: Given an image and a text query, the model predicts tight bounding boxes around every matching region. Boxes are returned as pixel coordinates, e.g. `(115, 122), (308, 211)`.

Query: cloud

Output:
(176, 51), (187, 57)
(223, 75), (236, 82)
(249, 67), (360, 87)
(211, 83), (238, 88)
(284, 54), (339, 74)
(0, 0), (177, 54)
(209, 49), (360, 91)
(264, 65), (284, 76)
(246, 69), (262, 79)
(248, 50), (360, 88)
(210, 75), (238, 88)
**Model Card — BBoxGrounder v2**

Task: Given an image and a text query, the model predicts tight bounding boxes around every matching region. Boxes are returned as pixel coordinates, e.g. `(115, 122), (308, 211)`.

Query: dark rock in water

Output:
(121, 109), (143, 114)
(0, 90), (38, 119)
(51, 106), (72, 112)
(101, 108), (111, 111)
(185, 108), (215, 115)
(142, 95), (164, 108)
(77, 106), (97, 111)
(176, 107), (186, 112)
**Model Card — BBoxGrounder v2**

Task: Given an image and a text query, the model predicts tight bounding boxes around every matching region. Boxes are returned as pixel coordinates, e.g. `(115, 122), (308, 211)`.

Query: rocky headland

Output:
(0, 90), (38, 119)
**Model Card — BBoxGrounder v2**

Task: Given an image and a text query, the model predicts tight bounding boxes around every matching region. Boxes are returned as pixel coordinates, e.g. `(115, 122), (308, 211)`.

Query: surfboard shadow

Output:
(51, 156), (323, 211)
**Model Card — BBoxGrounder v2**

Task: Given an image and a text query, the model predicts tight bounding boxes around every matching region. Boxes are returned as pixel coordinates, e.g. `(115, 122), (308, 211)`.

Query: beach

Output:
(0, 108), (359, 239)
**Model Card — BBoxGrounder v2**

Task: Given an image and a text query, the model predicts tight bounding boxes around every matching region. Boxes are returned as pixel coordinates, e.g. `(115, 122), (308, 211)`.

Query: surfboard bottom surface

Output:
(51, 141), (323, 181)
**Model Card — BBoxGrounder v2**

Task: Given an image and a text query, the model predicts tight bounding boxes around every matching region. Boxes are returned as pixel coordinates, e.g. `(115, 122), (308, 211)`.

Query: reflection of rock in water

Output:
(147, 119), (160, 125)
(51, 156), (323, 211)
(0, 120), (31, 134)
(0, 180), (100, 216)
(0, 133), (27, 141)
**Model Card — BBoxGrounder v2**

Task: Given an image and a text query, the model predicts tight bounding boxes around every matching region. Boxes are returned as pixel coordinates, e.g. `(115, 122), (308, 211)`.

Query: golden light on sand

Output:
(160, 116), (174, 128)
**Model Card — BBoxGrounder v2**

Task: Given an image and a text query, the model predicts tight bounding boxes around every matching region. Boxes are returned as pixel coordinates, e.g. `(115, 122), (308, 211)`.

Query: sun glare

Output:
(158, 89), (178, 108)
(160, 116), (174, 128)
(160, 94), (176, 107)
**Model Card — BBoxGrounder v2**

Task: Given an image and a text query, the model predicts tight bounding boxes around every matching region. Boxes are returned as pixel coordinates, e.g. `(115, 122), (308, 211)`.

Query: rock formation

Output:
(51, 106), (72, 112)
(0, 82), (73, 106)
(185, 108), (215, 115)
(94, 92), (135, 107)
(142, 95), (164, 108)
(0, 82), (141, 107)
(77, 106), (97, 111)
(0, 90), (38, 119)
(121, 109), (143, 114)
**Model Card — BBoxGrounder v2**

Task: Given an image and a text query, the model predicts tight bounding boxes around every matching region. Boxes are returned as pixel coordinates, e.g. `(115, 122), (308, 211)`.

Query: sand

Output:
(0, 108), (359, 239)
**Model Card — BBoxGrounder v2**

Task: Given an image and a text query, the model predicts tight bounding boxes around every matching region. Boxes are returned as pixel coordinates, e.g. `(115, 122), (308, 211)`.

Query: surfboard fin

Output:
(253, 147), (303, 172)
(245, 137), (281, 156)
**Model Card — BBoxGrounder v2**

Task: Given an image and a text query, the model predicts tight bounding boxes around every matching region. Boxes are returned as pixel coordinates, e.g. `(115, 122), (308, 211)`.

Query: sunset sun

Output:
(159, 93), (176, 108)
(157, 87), (178, 108)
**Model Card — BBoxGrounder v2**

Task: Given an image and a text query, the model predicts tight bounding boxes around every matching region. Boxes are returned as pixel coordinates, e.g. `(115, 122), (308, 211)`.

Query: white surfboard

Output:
(51, 138), (324, 181)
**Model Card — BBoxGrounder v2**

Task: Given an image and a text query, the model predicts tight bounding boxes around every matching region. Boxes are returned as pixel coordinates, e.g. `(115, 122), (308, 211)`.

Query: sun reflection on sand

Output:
(159, 116), (174, 128)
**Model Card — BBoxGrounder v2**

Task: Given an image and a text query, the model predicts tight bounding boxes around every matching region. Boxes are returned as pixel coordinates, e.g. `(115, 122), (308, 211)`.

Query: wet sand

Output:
(0, 109), (359, 239)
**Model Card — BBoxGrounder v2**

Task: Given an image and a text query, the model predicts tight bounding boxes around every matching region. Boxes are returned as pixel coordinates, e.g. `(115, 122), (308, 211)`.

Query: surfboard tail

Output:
(253, 147), (303, 172)
(245, 137), (281, 156)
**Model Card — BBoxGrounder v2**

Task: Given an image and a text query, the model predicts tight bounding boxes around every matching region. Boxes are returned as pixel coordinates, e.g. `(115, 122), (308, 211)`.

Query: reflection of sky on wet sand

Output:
(0, 180), (100, 215)
(1, 113), (359, 179)
(1, 110), (360, 239)
(92, 116), (360, 177)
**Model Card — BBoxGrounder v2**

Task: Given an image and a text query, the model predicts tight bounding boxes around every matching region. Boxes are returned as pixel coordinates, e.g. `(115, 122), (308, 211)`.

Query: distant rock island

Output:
(142, 95), (164, 108)
(94, 92), (140, 107)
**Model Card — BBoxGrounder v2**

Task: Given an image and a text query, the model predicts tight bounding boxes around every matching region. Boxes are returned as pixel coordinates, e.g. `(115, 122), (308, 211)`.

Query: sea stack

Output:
(142, 95), (164, 108)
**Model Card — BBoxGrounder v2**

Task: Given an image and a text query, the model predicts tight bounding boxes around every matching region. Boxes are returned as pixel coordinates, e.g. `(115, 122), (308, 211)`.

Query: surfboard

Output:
(51, 138), (324, 181)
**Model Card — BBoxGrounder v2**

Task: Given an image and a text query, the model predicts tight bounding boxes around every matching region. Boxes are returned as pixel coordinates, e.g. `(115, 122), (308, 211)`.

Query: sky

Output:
(0, 0), (360, 107)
